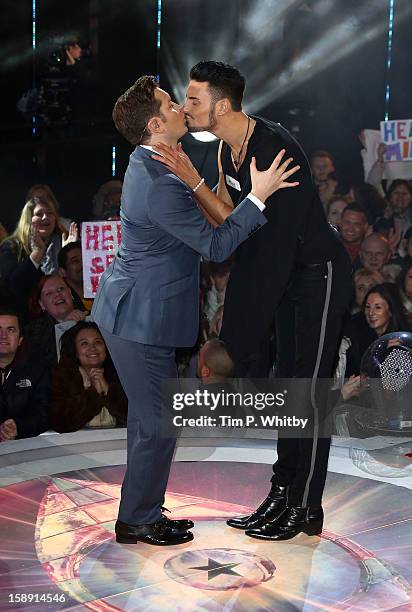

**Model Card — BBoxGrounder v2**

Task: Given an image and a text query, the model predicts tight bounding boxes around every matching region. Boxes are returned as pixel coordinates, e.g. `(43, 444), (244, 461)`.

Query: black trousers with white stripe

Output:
(272, 252), (352, 507)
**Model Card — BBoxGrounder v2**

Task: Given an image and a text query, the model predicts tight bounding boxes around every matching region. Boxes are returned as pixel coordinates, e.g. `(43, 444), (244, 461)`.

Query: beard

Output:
(187, 105), (217, 133)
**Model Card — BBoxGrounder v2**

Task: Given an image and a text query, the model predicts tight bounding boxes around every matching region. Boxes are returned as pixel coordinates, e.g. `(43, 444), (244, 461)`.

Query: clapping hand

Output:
(89, 368), (109, 396)
(62, 222), (79, 247)
(0, 419), (18, 441)
(341, 375), (361, 401)
(30, 224), (48, 264)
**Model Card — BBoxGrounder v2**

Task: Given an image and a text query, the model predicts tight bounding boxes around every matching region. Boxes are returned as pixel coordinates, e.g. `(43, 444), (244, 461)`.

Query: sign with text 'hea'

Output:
(81, 221), (121, 298)
(380, 119), (412, 161)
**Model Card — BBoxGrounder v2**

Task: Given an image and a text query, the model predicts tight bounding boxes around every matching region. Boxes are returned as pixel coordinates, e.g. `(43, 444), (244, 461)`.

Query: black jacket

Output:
(220, 117), (347, 358)
(0, 240), (42, 320)
(0, 351), (50, 439)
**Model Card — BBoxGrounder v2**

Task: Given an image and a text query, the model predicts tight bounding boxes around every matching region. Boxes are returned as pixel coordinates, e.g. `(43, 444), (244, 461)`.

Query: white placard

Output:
(81, 221), (121, 298)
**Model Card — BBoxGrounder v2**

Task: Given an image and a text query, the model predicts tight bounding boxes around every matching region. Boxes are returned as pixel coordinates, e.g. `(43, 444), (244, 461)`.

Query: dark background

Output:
(1, 0), (411, 231)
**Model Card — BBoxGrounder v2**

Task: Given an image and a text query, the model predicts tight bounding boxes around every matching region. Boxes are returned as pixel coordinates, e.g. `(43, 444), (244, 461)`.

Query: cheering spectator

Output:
(358, 233), (401, 282)
(375, 180), (412, 246)
(49, 321), (127, 432)
(26, 183), (72, 232)
(58, 241), (93, 310)
(0, 308), (50, 441)
(340, 203), (369, 263)
(25, 275), (87, 366)
(0, 197), (77, 319)
(352, 268), (384, 313)
(326, 195), (349, 227)
(335, 283), (410, 402)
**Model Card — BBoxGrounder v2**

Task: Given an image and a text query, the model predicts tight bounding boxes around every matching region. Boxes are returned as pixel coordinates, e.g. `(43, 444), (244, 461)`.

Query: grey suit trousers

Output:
(100, 327), (177, 525)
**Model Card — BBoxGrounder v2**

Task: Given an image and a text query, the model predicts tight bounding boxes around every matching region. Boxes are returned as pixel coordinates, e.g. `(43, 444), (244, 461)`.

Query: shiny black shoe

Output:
(226, 484), (289, 530)
(161, 506), (194, 531)
(246, 505), (324, 541)
(115, 517), (194, 546)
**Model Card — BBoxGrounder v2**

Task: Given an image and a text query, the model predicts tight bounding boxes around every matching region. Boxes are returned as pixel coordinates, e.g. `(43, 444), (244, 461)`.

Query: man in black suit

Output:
(154, 61), (352, 541)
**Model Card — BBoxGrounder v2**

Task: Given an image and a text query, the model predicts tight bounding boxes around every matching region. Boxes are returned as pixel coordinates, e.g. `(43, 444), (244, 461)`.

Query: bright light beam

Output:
(384, 0), (395, 121)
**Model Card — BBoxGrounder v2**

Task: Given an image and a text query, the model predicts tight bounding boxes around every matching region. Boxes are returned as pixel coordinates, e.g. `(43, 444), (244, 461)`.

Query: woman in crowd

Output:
(25, 275), (87, 365)
(49, 321), (127, 433)
(375, 180), (412, 238)
(336, 283), (410, 401)
(0, 197), (77, 318)
(26, 183), (72, 231)
(326, 195), (349, 227)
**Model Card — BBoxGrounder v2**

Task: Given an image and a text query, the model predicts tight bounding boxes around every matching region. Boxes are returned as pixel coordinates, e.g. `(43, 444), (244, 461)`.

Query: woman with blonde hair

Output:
(0, 196), (77, 319)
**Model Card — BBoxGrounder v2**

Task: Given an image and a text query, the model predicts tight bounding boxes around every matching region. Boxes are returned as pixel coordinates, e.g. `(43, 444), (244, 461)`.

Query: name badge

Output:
(225, 175), (241, 191)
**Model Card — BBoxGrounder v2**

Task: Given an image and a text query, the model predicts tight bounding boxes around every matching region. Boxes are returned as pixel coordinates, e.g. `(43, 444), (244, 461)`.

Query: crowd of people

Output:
(1, 149), (412, 441)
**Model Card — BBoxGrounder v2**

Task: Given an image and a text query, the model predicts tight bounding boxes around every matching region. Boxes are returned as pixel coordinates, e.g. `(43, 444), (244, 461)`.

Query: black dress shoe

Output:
(115, 517), (194, 546)
(246, 505), (324, 541)
(226, 484), (289, 530)
(161, 506), (194, 531)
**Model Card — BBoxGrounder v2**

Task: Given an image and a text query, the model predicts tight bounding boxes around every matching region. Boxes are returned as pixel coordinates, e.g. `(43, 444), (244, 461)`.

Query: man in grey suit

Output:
(92, 75), (299, 546)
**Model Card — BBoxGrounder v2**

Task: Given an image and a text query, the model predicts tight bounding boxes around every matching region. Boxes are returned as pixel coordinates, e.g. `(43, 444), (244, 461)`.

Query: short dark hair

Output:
(342, 202), (368, 221)
(0, 308), (23, 336)
(189, 61), (245, 112)
(112, 75), (163, 145)
(58, 241), (82, 269)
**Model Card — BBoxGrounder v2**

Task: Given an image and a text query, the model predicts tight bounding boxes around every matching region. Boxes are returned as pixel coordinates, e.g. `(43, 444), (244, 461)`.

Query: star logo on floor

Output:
(189, 557), (242, 581)
(164, 548), (276, 591)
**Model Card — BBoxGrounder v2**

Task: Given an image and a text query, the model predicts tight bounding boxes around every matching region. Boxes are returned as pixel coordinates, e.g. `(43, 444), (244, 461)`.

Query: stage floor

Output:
(0, 431), (411, 611)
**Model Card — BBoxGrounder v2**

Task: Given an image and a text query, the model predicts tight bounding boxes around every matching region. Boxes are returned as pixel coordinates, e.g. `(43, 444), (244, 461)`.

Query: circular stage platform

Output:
(0, 431), (411, 611)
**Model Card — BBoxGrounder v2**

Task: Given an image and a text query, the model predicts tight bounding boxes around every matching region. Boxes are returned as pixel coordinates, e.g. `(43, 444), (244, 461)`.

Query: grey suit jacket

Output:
(92, 146), (267, 347)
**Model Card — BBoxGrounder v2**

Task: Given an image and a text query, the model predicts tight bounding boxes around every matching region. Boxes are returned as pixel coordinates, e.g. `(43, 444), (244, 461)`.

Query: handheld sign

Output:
(380, 119), (412, 162)
(81, 221), (121, 298)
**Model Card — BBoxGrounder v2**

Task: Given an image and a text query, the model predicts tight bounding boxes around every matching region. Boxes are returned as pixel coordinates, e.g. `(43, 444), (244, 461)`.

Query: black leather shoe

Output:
(161, 506), (194, 531)
(226, 484), (289, 530)
(115, 517), (194, 546)
(246, 505), (324, 541)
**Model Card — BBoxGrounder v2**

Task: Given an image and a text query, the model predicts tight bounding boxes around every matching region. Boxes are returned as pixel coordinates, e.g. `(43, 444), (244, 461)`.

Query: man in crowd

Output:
(339, 203), (370, 263)
(358, 233), (401, 283)
(58, 241), (93, 310)
(197, 338), (235, 384)
(92, 75), (298, 547)
(0, 309), (50, 441)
